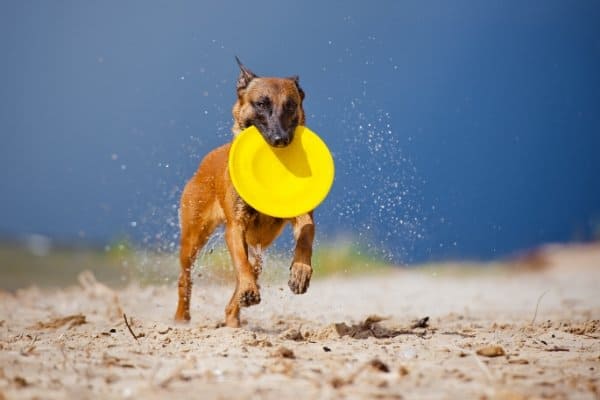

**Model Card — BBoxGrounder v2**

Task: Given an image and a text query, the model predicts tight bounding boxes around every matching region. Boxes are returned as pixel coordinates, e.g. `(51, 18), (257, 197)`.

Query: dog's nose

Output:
(272, 135), (286, 147)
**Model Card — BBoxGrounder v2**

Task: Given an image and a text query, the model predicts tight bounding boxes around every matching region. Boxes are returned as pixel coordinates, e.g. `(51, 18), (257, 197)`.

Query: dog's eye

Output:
(254, 98), (271, 110)
(284, 100), (297, 112)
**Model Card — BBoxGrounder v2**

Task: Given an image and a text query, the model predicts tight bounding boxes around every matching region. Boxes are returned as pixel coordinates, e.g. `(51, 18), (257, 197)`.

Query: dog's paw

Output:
(224, 316), (241, 328)
(239, 283), (261, 307)
(174, 311), (191, 323)
(174, 301), (191, 322)
(288, 262), (312, 294)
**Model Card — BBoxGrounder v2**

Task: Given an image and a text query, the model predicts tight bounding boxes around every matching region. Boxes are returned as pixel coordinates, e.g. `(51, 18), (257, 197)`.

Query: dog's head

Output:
(232, 57), (305, 148)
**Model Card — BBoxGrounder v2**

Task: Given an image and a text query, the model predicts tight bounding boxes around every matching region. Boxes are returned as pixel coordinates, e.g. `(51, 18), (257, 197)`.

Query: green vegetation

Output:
(0, 239), (394, 290)
(0, 242), (128, 289)
(312, 240), (392, 278)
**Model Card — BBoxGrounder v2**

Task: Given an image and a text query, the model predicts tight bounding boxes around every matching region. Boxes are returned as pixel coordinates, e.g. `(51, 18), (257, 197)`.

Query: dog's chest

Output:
(246, 214), (286, 245)
(236, 199), (286, 247)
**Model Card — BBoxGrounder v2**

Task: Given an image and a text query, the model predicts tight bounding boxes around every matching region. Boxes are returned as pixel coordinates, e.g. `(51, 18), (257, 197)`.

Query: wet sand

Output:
(1, 244), (599, 399)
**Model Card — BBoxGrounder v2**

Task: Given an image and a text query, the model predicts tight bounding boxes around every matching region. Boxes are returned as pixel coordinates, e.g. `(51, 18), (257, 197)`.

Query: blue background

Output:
(1, 1), (599, 263)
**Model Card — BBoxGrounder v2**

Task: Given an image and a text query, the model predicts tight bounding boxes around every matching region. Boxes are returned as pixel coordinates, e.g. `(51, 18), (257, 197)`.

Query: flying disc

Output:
(228, 125), (335, 218)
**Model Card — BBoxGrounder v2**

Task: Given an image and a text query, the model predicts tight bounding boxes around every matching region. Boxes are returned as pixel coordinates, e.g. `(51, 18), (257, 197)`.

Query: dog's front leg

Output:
(224, 224), (261, 328)
(288, 212), (315, 294)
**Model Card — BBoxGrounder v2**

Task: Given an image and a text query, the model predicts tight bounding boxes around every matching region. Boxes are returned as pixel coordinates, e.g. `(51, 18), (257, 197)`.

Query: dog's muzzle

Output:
(269, 133), (292, 147)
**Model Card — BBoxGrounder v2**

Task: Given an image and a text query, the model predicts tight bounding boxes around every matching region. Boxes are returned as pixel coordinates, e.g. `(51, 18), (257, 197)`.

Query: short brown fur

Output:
(174, 60), (314, 328)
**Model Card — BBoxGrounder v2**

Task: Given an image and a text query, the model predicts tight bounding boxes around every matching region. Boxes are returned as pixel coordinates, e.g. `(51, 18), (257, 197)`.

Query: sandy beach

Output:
(1, 244), (599, 399)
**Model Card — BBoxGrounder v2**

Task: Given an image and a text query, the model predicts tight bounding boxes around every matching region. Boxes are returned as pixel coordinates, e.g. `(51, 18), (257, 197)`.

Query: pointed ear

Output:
(288, 75), (305, 100)
(235, 56), (257, 92)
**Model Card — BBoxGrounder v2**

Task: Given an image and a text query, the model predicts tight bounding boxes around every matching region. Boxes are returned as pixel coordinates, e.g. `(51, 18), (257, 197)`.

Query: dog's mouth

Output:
(265, 133), (293, 148)
(269, 138), (291, 148)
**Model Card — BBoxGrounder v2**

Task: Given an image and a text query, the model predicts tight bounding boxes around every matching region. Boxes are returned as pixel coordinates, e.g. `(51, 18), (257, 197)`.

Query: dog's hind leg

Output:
(288, 212), (315, 294)
(175, 182), (220, 322)
(224, 225), (261, 328)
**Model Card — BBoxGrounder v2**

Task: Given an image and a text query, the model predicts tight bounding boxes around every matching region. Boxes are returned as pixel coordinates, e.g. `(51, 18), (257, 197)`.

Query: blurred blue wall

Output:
(1, 1), (599, 262)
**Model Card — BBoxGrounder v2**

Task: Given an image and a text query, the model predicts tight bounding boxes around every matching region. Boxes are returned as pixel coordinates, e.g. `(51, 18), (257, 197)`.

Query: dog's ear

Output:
(288, 75), (305, 100)
(235, 56), (257, 92)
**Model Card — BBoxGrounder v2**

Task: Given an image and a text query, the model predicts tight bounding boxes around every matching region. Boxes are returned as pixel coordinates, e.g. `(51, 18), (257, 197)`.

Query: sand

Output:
(1, 244), (599, 399)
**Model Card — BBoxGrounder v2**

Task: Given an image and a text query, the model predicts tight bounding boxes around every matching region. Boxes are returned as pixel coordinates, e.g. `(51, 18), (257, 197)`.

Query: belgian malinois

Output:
(174, 58), (314, 327)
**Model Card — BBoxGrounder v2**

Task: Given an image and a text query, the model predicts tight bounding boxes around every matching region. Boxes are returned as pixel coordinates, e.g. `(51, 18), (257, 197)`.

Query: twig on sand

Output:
(156, 357), (196, 388)
(123, 313), (138, 341)
(410, 316), (430, 329)
(78, 271), (124, 320)
(454, 346), (494, 383)
(330, 358), (390, 388)
(58, 341), (73, 372)
(531, 290), (550, 325)
(440, 331), (476, 338)
(20, 335), (38, 356)
(32, 314), (86, 330)
(472, 351), (494, 382)
(545, 346), (569, 352)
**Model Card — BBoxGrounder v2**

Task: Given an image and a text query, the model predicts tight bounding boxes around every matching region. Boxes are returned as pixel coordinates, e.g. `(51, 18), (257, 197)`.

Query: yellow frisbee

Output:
(228, 125), (335, 218)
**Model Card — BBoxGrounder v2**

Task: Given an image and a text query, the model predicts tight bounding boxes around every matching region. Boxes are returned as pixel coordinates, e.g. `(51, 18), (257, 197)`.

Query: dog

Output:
(174, 58), (315, 328)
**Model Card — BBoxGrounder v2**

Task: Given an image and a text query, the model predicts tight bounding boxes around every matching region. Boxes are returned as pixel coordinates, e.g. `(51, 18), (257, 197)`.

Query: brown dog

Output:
(174, 58), (315, 328)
